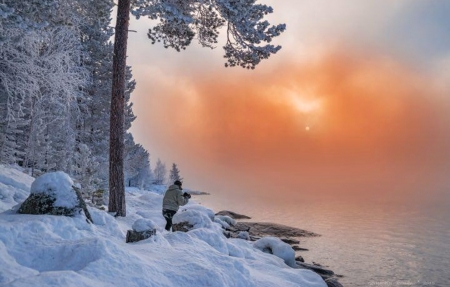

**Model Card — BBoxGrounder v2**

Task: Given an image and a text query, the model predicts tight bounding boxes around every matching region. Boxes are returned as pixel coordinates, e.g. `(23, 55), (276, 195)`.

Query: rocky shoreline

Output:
(216, 210), (344, 287)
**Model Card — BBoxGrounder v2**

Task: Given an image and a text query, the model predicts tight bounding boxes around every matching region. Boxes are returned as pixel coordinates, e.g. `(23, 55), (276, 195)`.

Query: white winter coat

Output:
(162, 184), (188, 211)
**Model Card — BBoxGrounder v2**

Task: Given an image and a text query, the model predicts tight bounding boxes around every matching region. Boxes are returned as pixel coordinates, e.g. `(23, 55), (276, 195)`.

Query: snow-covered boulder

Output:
(126, 219), (157, 243)
(237, 231), (250, 240)
(180, 204), (215, 220)
(254, 236), (296, 267)
(17, 172), (92, 222)
(172, 209), (214, 232)
(214, 215), (236, 229)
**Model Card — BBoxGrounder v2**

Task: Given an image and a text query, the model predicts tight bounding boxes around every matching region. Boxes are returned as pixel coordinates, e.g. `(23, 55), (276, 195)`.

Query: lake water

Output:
(193, 193), (450, 287)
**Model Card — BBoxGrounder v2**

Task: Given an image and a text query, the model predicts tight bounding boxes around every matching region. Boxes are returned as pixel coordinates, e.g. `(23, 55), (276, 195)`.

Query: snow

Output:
(254, 237), (297, 268)
(132, 219), (157, 232)
(238, 231), (251, 240)
(0, 165), (34, 212)
(0, 166), (326, 287)
(173, 208), (216, 230)
(30, 171), (78, 208)
(214, 215), (236, 229)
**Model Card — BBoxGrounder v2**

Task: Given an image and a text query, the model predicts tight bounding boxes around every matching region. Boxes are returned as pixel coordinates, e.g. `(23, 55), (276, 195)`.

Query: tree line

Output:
(0, 0), (153, 194)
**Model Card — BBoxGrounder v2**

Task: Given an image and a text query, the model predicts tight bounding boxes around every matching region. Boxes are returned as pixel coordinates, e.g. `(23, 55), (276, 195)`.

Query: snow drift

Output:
(0, 165), (326, 287)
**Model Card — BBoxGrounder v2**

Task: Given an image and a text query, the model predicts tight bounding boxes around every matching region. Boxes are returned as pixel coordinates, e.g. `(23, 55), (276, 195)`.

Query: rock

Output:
(172, 221), (194, 232)
(215, 210), (251, 219)
(313, 261), (328, 267)
(126, 229), (156, 243)
(295, 255), (305, 262)
(325, 278), (344, 287)
(281, 238), (300, 245)
(296, 262), (334, 276)
(292, 245), (309, 251)
(18, 172), (92, 223)
(234, 222), (319, 238)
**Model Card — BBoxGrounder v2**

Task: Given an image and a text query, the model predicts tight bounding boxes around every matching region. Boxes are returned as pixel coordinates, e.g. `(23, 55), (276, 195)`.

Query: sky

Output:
(126, 0), (450, 203)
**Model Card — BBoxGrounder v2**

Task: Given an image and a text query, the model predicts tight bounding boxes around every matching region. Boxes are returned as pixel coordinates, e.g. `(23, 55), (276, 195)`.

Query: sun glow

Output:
(288, 91), (323, 114)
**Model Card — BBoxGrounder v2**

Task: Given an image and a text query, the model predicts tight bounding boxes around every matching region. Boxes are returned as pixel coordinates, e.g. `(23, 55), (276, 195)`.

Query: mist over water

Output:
(128, 44), (450, 287)
(125, 1), (450, 285)
(194, 191), (450, 287)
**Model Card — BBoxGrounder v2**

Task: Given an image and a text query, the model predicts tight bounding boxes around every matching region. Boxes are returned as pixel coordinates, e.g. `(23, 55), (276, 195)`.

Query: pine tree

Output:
(124, 134), (152, 189)
(108, 0), (285, 216)
(169, 163), (182, 184)
(73, 143), (99, 195)
(153, 158), (167, 185)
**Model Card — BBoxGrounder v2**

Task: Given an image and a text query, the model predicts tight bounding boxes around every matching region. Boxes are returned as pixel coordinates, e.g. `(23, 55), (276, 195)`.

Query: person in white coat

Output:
(162, 180), (191, 231)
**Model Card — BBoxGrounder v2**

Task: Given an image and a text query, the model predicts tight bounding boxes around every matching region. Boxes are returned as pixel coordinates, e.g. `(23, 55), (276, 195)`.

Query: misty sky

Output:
(126, 1), (450, 203)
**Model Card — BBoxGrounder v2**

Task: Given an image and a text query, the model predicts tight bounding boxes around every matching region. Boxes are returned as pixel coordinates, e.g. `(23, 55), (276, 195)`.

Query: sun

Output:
(284, 90), (323, 131)
(286, 90), (323, 114)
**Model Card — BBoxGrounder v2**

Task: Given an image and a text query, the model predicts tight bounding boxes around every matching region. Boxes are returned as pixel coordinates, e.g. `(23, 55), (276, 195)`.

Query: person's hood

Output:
(167, 184), (181, 191)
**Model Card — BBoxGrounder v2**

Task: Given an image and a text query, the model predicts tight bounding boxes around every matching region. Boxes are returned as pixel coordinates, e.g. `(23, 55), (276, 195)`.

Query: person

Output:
(162, 180), (191, 231)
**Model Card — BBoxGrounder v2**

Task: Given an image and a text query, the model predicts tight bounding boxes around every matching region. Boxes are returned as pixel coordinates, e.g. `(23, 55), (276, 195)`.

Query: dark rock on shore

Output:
(292, 245), (309, 251)
(281, 238), (300, 245)
(325, 278), (344, 287)
(234, 222), (320, 238)
(295, 255), (305, 262)
(216, 210), (251, 219)
(172, 222), (194, 232)
(296, 261), (334, 276)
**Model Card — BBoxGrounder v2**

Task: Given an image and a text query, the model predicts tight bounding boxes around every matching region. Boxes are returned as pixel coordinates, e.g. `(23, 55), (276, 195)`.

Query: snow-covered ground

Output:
(0, 165), (325, 287)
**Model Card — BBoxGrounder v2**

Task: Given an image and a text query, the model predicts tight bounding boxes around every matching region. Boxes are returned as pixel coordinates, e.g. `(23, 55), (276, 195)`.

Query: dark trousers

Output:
(162, 209), (177, 231)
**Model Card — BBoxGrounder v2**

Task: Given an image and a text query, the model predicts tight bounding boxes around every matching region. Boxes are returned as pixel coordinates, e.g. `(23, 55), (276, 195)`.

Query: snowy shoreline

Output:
(0, 166), (332, 287)
(213, 210), (343, 286)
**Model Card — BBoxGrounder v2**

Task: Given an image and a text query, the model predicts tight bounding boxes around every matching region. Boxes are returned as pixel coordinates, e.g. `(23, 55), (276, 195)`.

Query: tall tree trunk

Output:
(108, 0), (131, 217)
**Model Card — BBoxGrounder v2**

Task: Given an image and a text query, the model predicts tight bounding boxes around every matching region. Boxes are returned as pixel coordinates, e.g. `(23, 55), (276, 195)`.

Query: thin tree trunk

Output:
(108, 0), (131, 217)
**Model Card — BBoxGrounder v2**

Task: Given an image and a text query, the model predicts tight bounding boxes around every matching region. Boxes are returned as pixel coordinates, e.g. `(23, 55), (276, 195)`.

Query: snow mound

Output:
(30, 171), (78, 208)
(173, 209), (214, 229)
(254, 237), (296, 267)
(132, 219), (157, 232)
(180, 204), (215, 220)
(237, 231), (250, 240)
(214, 215), (236, 229)
(0, 165), (33, 212)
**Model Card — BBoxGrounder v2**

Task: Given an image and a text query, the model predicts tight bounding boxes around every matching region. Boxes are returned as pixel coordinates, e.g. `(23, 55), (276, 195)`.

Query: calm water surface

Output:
(194, 194), (450, 287)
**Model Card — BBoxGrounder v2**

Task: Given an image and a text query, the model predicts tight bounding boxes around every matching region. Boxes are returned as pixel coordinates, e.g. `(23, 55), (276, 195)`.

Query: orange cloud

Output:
(132, 47), (450, 200)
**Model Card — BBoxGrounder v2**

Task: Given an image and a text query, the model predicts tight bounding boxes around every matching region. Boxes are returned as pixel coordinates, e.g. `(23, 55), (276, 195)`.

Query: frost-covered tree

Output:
(153, 158), (167, 185)
(124, 133), (152, 189)
(0, 0), (139, 196)
(108, 0), (286, 216)
(0, 0), (138, 191)
(72, 143), (99, 195)
(0, 16), (88, 176)
(169, 163), (182, 184)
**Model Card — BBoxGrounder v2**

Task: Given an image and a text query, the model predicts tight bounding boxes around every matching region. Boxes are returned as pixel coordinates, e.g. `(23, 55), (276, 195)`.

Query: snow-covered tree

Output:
(124, 134), (152, 189)
(169, 163), (182, 184)
(0, 16), (88, 176)
(153, 158), (167, 185)
(72, 143), (99, 195)
(0, 0), (137, 190)
(108, 0), (286, 216)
